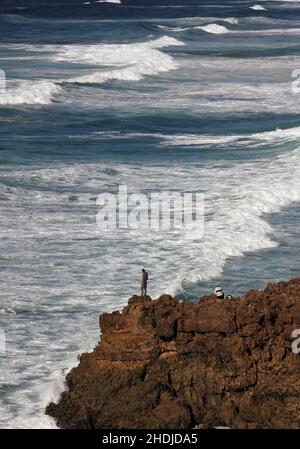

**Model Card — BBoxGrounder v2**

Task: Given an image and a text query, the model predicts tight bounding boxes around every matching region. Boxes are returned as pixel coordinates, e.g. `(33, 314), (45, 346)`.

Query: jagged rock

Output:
(46, 277), (300, 429)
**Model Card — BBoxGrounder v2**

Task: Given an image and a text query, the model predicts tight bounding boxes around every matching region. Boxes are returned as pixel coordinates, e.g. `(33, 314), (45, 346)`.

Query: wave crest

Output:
(0, 36), (184, 104)
(196, 23), (230, 34)
(62, 36), (184, 84)
(0, 80), (60, 105)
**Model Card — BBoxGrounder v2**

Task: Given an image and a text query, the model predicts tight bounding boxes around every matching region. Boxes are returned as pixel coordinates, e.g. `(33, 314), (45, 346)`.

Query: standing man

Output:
(141, 268), (148, 297)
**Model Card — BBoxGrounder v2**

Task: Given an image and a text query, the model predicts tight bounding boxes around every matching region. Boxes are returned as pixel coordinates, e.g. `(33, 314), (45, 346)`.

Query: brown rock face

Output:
(46, 278), (300, 429)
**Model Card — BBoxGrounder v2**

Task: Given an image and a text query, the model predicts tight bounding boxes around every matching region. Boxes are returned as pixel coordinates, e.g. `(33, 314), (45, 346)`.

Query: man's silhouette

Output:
(141, 268), (148, 297)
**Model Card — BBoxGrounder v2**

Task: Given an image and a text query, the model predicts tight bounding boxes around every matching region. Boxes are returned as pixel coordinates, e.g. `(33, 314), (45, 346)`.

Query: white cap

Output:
(214, 286), (224, 298)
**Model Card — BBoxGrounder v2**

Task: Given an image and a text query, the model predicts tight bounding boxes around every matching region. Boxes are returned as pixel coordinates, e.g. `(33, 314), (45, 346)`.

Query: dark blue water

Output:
(0, 0), (300, 427)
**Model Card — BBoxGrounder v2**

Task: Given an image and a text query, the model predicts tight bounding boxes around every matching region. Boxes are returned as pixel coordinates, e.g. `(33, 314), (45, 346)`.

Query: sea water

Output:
(0, 0), (300, 428)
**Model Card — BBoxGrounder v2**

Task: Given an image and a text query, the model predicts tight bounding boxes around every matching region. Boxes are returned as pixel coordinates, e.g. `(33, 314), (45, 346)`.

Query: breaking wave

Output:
(0, 81), (60, 106)
(0, 36), (183, 105)
(94, 0), (122, 3)
(249, 4), (267, 11)
(196, 23), (230, 34)
(158, 126), (300, 148)
(157, 18), (237, 33)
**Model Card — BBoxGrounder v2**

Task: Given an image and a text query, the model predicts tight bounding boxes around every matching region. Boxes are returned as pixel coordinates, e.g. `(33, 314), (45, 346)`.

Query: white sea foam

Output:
(64, 37), (184, 84)
(94, 0), (121, 3)
(157, 24), (190, 32)
(250, 4), (268, 11)
(0, 80), (60, 105)
(157, 18), (238, 33)
(195, 23), (230, 34)
(158, 126), (300, 148)
(1, 134), (299, 296)
(224, 17), (239, 25)
(50, 36), (183, 64)
(0, 36), (183, 104)
(167, 147), (300, 292)
(233, 27), (300, 35)
(87, 126), (300, 150)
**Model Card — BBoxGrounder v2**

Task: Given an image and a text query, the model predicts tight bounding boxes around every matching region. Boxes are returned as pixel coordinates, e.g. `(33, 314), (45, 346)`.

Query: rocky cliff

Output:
(46, 277), (300, 429)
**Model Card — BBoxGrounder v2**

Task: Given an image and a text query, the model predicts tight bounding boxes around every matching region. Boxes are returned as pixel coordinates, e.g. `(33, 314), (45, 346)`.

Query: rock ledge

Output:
(46, 277), (300, 429)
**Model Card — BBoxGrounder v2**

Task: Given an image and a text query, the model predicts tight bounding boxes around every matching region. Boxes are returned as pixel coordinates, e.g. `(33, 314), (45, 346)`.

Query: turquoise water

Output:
(0, 0), (300, 428)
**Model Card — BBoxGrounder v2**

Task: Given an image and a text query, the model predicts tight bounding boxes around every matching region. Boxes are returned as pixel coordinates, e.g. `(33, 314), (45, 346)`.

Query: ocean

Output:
(0, 0), (300, 428)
